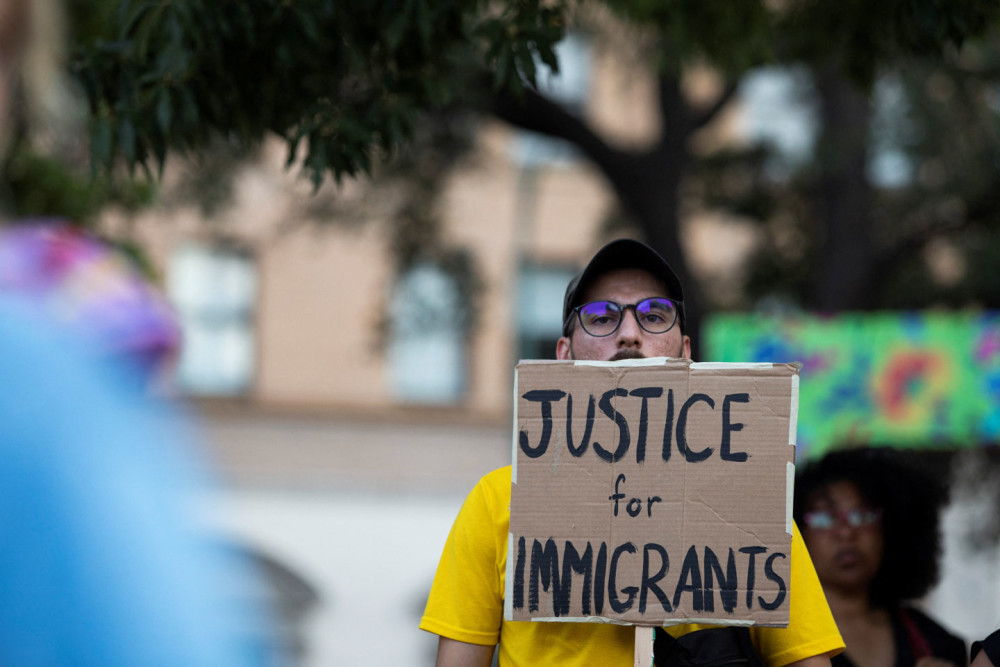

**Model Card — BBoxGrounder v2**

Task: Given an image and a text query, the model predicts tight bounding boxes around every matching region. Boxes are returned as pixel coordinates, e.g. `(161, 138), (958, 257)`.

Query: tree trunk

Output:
(810, 63), (877, 311)
(491, 73), (726, 357)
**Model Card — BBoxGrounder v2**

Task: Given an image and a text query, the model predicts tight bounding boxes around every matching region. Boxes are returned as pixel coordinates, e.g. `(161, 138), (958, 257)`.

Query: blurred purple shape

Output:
(0, 222), (181, 377)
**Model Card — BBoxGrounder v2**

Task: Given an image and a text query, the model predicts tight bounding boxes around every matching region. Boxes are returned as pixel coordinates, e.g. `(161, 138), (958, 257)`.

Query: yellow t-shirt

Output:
(420, 466), (844, 667)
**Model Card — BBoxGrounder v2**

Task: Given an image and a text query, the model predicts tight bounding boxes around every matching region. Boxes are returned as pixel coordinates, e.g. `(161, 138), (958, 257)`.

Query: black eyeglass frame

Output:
(568, 296), (683, 338)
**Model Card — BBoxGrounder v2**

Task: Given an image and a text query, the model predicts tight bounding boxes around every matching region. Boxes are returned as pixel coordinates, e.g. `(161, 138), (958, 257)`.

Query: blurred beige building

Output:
(100, 37), (667, 665)
(112, 38), (648, 422)
(108, 33), (755, 432)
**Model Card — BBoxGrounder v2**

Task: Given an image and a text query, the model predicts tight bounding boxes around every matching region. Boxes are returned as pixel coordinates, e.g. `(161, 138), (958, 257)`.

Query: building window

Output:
(388, 263), (465, 403)
(740, 67), (914, 188)
(868, 74), (915, 188)
(167, 243), (256, 396)
(738, 66), (818, 179)
(510, 32), (592, 167)
(517, 264), (576, 360)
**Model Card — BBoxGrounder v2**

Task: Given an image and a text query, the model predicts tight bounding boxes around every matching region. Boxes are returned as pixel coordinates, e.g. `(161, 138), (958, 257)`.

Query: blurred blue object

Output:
(0, 296), (283, 666)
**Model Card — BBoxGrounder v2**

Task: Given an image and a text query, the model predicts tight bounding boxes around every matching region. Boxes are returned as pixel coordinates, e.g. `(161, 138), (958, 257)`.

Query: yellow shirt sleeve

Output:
(419, 467), (510, 646)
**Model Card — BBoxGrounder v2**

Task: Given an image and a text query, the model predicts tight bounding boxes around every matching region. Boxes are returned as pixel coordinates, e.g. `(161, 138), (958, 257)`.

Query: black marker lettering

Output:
(594, 542), (608, 615)
(676, 393), (715, 462)
(609, 474), (627, 517)
(626, 498), (642, 517)
(608, 542), (638, 612)
(639, 543), (671, 613)
(513, 536), (526, 610)
(560, 542), (594, 616)
(739, 546), (767, 609)
(703, 547), (738, 613)
(721, 393), (750, 462)
(566, 393), (596, 457)
(759, 552), (787, 611)
(529, 538), (561, 612)
(661, 389), (674, 461)
(519, 390), (566, 458)
(672, 545), (704, 611)
(629, 387), (662, 463)
(595, 388), (630, 463)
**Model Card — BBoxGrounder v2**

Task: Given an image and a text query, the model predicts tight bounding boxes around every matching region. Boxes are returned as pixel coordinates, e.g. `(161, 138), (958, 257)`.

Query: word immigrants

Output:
(510, 538), (787, 618)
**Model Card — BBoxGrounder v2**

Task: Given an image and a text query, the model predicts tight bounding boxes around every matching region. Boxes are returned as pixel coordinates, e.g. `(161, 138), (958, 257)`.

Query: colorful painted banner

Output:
(705, 312), (1000, 459)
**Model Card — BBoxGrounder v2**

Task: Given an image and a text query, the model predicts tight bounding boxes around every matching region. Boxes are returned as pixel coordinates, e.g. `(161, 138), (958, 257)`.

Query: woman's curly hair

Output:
(793, 446), (949, 607)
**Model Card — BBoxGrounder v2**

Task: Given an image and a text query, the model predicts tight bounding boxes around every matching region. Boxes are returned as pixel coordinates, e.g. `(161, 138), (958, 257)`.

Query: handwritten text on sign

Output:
(505, 359), (798, 627)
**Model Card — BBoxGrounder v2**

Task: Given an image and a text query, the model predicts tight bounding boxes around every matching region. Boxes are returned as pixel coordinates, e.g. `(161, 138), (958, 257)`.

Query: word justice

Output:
(519, 388), (752, 463)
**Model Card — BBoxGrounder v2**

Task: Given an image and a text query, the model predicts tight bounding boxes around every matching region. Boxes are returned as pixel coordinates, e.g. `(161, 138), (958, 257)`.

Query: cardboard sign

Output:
(504, 358), (798, 627)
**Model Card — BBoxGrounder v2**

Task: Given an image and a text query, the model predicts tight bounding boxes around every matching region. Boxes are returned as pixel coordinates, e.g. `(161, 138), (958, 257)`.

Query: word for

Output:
(609, 474), (661, 518)
(510, 538), (787, 618)
(519, 388), (751, 463)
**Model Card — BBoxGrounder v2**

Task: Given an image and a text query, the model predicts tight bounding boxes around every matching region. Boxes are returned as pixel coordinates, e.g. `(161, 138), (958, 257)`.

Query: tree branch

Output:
(864, 208), (984, 308)
(692, 81), (739, 131)
(656, 73), (688, 131)
(490, 86), (622, 170)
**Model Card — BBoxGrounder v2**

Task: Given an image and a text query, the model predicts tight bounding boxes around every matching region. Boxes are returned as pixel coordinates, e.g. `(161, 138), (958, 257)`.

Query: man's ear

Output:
(681, 335), (692, 360)
(556, 336), (573, 360)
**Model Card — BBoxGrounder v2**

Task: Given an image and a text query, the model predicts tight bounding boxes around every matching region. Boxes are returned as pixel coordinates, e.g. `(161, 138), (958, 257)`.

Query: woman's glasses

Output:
(803, 508), (883, 530)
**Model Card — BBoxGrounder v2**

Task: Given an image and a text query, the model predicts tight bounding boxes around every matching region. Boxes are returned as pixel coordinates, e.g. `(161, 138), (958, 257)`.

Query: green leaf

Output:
(495, 47), (513, 89)
(386, 0), (412, 50)
(415, 0), (433, 51)
(118, 118), (136, 167)
(150, 128), (168, 175)
(121, 1), (154, 38)
(516, 46), (537, 86)
(91, 115), (113, 175)
(156, 88), (172, 133)
(130, 2), (169, 61)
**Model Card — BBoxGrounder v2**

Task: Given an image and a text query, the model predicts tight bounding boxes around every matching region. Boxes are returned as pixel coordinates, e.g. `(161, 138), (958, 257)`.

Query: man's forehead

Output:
(579, 268), (670, 302)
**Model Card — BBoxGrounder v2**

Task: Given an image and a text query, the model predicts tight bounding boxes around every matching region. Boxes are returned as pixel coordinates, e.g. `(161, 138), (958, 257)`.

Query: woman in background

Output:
(795, 447), (966, 667)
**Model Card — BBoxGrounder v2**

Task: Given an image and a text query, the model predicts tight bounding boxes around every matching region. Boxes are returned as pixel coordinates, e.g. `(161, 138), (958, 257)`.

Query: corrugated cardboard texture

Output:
(505, 359), (798, 627)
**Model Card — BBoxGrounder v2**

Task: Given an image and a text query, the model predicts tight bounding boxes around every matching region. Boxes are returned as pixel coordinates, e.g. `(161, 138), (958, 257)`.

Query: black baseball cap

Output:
(562, 238), (685, 336)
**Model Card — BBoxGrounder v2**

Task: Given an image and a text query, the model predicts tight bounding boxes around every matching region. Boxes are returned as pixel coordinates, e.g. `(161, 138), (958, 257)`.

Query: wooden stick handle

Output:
(634, 626), (654, 667)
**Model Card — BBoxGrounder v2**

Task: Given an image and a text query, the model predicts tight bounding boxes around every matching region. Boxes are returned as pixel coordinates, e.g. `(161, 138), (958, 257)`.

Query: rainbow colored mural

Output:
(705, 312), (1000, 460)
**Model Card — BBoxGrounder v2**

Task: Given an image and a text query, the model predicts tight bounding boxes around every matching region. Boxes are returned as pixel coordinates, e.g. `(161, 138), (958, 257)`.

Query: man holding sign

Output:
(421, 239), (844, 666)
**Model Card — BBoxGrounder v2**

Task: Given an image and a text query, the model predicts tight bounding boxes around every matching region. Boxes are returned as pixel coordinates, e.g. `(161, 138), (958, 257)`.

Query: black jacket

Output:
(832, 606), (967, 667)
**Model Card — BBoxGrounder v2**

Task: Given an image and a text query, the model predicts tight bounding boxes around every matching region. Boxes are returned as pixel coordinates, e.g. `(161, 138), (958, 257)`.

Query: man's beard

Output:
(609, 349), (645, 362)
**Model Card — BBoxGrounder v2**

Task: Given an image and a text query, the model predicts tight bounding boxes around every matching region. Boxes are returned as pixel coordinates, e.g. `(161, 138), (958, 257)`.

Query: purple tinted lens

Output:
(579, 301), (614, 317)
(635, 298), (676, 331)
(636, 298), (674, 315)
(578, 301), (621, 332)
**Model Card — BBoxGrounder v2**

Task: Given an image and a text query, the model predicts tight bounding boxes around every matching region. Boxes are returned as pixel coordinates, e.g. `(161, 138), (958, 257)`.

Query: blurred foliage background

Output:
(4, 0), (1000, 344)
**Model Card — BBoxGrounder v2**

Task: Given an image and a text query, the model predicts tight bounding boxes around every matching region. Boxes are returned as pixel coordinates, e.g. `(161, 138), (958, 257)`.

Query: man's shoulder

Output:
(455, 466), (512, 530)
(481, 465), (512, 484)
(473, 465), (513, 502)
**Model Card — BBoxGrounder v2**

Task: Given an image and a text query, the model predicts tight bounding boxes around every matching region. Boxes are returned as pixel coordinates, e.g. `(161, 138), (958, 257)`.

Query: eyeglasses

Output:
(803, 508), (883, 531)
(570, 297), (681, 337)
